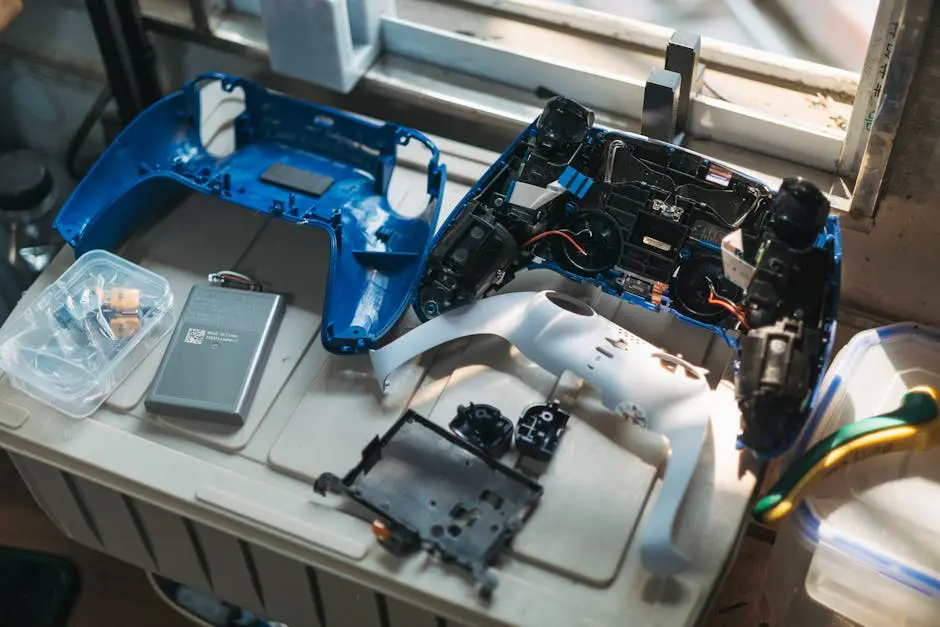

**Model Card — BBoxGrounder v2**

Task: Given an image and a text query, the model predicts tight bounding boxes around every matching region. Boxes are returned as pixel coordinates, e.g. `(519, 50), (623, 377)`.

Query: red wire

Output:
(218, 273), (253, 284)
(522, 230), (588, 256)
(708, 292), (749, 329)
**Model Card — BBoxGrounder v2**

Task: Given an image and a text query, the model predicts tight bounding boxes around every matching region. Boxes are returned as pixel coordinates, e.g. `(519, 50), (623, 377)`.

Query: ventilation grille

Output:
(10, 454), (462, 627)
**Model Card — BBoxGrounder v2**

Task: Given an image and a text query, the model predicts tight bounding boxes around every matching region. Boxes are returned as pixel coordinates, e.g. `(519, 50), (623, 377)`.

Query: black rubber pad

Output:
(260, 162), (334, 197)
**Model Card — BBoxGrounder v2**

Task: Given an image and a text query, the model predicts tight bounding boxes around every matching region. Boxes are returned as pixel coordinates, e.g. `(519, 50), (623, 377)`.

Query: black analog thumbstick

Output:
(534, 96), (594, 163)
(769, 178), (829, 249)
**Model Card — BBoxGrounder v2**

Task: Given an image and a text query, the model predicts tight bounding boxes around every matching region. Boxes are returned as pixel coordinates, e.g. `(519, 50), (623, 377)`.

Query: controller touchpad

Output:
(260, 162), (335, 198)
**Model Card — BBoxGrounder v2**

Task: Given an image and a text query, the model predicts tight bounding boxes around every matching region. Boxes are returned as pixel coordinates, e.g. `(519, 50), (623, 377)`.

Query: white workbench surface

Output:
(0, 141), (756, 627)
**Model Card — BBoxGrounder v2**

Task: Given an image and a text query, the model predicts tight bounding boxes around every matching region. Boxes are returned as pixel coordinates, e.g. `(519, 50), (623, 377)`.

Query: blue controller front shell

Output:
(54, 73), (446, 354)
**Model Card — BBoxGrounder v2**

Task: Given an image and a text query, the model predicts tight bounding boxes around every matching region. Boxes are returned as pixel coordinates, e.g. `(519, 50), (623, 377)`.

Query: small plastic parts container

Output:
(0, 250), (174, 418)
(764, 322), (940, 627)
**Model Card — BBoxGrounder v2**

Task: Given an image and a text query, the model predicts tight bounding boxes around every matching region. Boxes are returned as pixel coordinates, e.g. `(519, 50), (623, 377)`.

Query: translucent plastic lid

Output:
(791, 323), (940, 625)
(0, 250), (175, 417)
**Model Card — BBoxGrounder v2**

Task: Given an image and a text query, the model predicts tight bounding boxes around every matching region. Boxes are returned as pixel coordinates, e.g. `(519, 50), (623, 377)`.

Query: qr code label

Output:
(619, 402), (648, 429)
(184, 328), (207, 345)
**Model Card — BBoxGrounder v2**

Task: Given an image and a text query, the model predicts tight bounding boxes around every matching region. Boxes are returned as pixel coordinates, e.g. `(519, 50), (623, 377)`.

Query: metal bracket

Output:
(641, 31), (703, 145)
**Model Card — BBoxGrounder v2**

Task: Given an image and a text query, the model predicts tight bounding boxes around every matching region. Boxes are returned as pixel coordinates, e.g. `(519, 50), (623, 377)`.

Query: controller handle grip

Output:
(371, 290), (537, 388)
(636, 401), (710, 575)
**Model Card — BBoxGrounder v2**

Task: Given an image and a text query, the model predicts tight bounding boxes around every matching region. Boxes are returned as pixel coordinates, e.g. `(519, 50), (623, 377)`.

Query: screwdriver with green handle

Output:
(753, 386), (940, 525)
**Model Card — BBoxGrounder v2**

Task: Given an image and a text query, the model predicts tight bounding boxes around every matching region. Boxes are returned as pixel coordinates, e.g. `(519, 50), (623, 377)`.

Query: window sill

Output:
(147, 14), (869, 232)
(395, 0), (855, 136)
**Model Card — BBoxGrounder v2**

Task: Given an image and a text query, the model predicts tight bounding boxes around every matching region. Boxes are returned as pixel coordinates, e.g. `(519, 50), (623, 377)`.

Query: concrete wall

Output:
(840, 4), (940, 329)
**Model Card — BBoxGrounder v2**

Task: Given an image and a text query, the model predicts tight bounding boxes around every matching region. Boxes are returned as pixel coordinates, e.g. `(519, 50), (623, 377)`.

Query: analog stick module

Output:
(552, 211), (623, 276)
(671, 256), (742, 323)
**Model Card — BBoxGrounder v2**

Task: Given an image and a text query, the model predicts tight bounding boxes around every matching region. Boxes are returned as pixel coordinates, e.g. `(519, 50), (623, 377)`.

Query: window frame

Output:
(141, 0), (931, 232)
(380, 15), (846, 174)
(453, 0), (863, 95)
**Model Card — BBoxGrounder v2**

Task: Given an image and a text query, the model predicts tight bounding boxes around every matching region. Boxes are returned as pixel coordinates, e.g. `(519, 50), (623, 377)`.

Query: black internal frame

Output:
(314, 410), (543, 596)
(416, 124), (775, 336)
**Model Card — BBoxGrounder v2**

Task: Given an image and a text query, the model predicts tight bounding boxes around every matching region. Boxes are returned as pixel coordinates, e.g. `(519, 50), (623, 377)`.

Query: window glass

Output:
(529, 0), (879, 71)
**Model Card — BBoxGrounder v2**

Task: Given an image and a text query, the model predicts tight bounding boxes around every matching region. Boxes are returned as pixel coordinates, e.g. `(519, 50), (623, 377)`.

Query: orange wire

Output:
(522, 230), (588, 256)
(708, 292), (749, 330)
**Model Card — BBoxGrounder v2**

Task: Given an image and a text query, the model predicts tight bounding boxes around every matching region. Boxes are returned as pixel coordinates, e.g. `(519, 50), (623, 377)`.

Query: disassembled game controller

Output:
(372, 289), (714, 576)
(414, 97), (841, 456)
(53, 73), (446, 355)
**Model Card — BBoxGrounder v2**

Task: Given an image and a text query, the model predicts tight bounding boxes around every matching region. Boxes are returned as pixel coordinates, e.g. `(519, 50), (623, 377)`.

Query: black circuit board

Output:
(419, 129), (772, 328)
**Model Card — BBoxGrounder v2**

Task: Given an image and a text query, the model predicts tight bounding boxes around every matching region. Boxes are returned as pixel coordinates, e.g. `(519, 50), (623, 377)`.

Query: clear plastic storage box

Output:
(0, 250), (174, 417)
(765, 322), (940, 627)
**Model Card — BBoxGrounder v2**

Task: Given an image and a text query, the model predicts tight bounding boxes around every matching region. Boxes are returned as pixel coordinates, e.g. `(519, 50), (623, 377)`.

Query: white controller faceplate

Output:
(370, 290), (714, 576)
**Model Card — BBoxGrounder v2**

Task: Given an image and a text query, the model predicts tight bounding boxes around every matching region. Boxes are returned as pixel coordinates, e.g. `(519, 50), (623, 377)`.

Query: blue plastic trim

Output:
(826, 533), (940, 596)
(795, 499), (940, 597)
(559, 166), (593, 198)
(792, 373), (843, 456)
(793, 322), (940, 457)
(53, 73), (445, 355)
(791, 321), (940, 597)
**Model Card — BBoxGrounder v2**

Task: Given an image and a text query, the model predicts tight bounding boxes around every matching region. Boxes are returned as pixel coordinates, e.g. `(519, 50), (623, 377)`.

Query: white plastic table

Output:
(0, 144), (757, 627)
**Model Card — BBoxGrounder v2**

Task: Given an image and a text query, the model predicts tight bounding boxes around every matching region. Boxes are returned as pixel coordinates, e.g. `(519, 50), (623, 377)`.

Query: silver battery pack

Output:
(145, 285), (285, 426)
